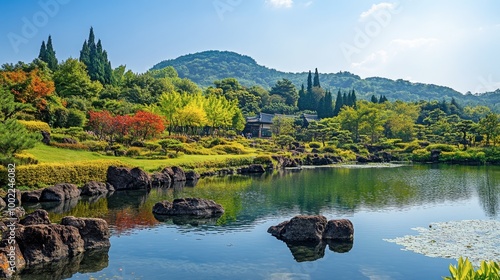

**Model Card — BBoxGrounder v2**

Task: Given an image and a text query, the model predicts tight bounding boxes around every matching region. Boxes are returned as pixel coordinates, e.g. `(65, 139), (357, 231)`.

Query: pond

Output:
(22, 164), (500, 279)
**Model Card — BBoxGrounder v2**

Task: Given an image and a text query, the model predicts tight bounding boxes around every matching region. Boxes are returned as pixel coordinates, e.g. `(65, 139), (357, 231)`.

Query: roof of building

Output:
(246, 112), (319, 124)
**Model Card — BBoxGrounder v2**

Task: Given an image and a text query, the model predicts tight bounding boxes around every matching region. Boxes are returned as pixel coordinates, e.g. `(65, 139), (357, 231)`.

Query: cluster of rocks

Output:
(268, 215), (354, 262)
(0, 209), (110, 278)
(152, 198), (224, 225)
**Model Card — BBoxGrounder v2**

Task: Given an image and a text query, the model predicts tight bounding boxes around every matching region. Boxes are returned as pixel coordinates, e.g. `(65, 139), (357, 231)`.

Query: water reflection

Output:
(17, 248), (109, 280)
(281, 239), (354, 262)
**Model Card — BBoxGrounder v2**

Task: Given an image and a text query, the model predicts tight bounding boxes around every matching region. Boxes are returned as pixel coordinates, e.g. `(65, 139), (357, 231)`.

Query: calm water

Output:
(22, 164), (500, 280)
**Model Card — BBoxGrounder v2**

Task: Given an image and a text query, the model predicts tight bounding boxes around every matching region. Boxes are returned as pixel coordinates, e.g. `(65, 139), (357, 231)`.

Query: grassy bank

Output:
(26, 144), (257, 172)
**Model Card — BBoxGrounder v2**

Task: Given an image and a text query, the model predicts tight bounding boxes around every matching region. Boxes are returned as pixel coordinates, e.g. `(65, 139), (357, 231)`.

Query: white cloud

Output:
(351, 38), (438, 71)
(359, 2), (399, 21)
(266, 0), (293, 8)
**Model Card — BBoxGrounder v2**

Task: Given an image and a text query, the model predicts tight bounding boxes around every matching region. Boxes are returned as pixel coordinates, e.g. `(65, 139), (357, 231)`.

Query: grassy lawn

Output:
(26, 144), (257, 172)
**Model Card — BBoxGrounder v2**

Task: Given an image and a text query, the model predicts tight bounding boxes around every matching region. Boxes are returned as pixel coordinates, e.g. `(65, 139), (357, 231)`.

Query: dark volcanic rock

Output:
(268, 215), (328, 243)
(238, 164), (265, 174)
(81, 181), (109, 196)
(16, 224), (85, 266)
(152, 198), (224, 217)
(431, 149), (441, 163)
(20, 209), (51, 226)
(40, 183), (81, 202)
(0, 197), (5, 210)
(60, 217), (111, 250)
(272, 155), (299, 168)
(4, 189), (22, 206)
(151, 171), (172, 188)
(21, 189), (43, 203)
(106, 166), (151, 190)
(322, 219), (354, 241)
(41, 130), (51, 145)
(162, 166), (186, 182)
(185, 170), (200, 181)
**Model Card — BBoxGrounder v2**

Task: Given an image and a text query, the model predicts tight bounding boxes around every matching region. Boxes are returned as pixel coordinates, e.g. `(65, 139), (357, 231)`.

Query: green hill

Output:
(151, 50), (500, 110)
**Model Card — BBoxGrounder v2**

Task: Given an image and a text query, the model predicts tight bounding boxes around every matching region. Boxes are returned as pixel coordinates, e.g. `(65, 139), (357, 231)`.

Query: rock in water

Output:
(19, 209), (51, 226)
(323, 219), (354, 241)
(152, 198), (224, 217)
(106, 166), (151, 190)
(60, 217), (111, 250)
(40, 183), (81, 202)
(81, 181), (111, 196)
(268, 215), (327, 243)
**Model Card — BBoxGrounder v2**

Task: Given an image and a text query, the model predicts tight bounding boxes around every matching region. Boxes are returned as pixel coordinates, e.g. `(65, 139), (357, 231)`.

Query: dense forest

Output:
(152, 50), (500, 111)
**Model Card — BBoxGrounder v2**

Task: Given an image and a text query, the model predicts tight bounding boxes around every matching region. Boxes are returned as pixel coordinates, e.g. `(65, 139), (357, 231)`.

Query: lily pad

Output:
(384, 220), (500, 266)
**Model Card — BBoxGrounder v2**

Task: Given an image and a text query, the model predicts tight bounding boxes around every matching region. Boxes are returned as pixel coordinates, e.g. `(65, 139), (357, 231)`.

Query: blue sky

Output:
(1, 0), (499, 93)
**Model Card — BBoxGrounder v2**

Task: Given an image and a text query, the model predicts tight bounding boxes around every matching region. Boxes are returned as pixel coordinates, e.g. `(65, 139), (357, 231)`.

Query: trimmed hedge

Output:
(18, 120), (51, 133)
(0, 160), (128, 188)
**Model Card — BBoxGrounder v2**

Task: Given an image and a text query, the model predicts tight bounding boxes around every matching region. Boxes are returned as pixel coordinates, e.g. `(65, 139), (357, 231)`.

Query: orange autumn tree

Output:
(88, 110), (166, 143)
(0, 68), (55, 111)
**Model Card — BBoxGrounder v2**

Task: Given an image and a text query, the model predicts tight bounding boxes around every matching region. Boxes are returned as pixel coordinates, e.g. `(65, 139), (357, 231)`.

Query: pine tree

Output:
(379, 95), (388, 103)
(371, 95), (378, 103)
(45, 35), (58, 71)
(333, 90), (343, 116)
(313, 68), (320, 88)
(343, 92), (348, 107)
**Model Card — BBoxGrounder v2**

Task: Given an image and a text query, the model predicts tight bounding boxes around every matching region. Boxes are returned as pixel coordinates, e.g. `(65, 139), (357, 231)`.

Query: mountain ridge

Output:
(151, 50), (500, 110)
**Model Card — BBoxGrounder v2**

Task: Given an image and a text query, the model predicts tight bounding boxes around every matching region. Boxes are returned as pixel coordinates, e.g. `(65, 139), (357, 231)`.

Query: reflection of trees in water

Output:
(476, 169), (500, 217)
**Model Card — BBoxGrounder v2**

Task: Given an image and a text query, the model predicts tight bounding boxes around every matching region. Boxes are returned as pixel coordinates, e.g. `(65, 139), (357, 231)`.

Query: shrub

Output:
(145, 142), (161, 152)
(66, 109), (86, 128)
(412, 149), (431, 162)
(126, 147), (142, 157)
(18, 120), (51, 133)
(83, 140), (108, 152)
(158, 139), (183, 154)
(14, 152), (38, 164)
(443, 257), (499, 280)
(181, 143), (216, 155)
(212, 143), (251, 154)
(426, 144), (457, 152)
(0, 160), (127, 188)
(50, 142), (88, 150)
(309, 142), (321, 149)
(338, 150), (356, 161)
(253, 155), (273, 165)
(322, 146), (336, 153)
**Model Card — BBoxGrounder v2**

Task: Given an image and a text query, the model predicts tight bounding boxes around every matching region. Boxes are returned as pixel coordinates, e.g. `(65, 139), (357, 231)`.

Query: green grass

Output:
(27, 144), (257, 172)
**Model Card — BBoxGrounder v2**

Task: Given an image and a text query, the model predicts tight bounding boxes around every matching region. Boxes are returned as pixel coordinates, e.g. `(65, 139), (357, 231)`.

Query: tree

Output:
(79, 27), (112, 85)
(270, 78), (298, 107)
(333, 90), (343, 116)
(0, 118), (38, 165)
(478, 113), (500, 146)
(371, 95), (378, 103)
(313, 68), (320, 88)
(53, 58), (103, 98)
(298, 84), (307, 111)
(45, 35), (58, 71)
(0, 66), (55, 112)
(129, 111), (165, 141)
(0, 87), (32, 122)
(455, 120), (475, 150)
(271, 115), (294, 136)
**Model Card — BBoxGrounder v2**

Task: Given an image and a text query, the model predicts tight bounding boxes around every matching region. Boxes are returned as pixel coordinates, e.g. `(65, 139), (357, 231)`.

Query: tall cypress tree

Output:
(333, 90), (343, 116)
(324, 90), (334, 117)
(306, 71), (313, 93)
(38, 41), (47, 63)
(80, 40), (90, 66)
(371, 95), (378, 103)
(317, 96), (325, 118)
(80, 27), (112, 85)
(45, 35), (58, 71)
(313, 68), (320, 88)
(298, 84), (306, 111)
(351, 89), (357, 108)
(343, 92), (348, 107)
